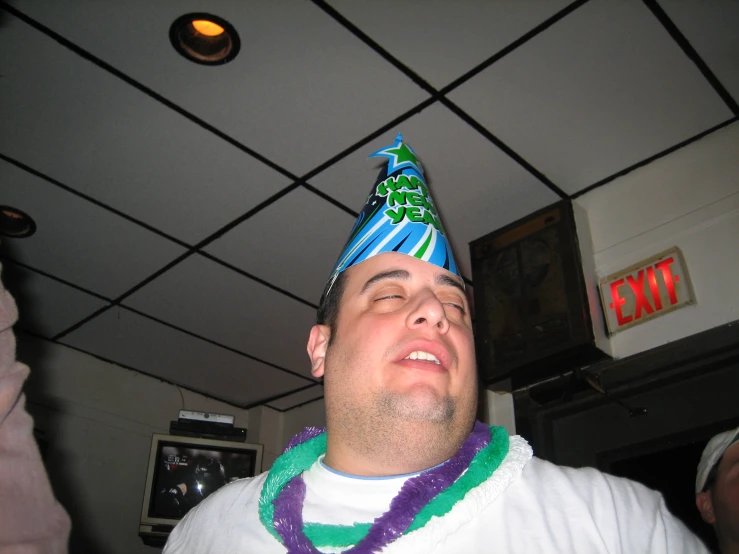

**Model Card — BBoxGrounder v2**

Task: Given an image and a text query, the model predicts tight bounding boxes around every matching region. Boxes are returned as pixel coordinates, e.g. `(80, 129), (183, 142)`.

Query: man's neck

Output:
(323, 419), (468, 477)
(323, 447), (446, 477)
(321, 453), (437, 478)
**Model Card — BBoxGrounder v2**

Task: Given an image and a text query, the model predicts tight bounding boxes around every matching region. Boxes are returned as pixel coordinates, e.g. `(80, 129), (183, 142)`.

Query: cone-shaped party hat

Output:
(324, 134), (459, 297)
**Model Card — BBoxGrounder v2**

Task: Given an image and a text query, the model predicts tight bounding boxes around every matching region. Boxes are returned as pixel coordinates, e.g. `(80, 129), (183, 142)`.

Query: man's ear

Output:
(307, 325), (331, 378)
(696, 491), (716, 525)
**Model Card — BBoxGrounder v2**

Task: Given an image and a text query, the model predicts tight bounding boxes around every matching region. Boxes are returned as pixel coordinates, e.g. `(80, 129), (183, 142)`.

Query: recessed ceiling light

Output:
(170, 13), (240, 66)
(0, 206), (36, 238)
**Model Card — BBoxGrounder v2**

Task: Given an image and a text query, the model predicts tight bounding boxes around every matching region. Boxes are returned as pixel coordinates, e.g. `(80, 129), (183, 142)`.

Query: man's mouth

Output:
(403, 351), (441, 365)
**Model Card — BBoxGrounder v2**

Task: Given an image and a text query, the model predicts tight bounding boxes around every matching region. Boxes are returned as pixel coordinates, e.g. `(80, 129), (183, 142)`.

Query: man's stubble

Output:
(323, 342), (476, 471)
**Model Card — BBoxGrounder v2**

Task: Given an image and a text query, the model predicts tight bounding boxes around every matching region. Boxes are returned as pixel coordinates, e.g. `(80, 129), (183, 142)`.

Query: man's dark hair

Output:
(702, 456), (723, 493)
(316, 270), (348, 330)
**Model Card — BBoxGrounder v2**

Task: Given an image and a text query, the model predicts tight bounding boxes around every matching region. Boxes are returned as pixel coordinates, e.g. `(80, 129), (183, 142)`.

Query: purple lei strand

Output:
(284, 426), (326, 452)
(273, 477), (321, 554)
(273, 421), (490, 554)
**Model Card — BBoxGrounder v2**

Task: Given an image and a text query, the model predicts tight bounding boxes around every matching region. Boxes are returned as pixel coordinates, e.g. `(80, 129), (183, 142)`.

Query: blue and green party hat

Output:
(324, 134), (459, 296)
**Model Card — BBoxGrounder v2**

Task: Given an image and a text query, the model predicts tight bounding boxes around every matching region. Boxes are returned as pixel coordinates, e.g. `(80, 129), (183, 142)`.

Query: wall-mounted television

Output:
(139, 433), (263, 546)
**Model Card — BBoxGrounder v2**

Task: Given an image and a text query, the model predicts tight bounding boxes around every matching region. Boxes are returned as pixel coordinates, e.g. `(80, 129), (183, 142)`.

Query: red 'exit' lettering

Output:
(609, 257), (678, 326)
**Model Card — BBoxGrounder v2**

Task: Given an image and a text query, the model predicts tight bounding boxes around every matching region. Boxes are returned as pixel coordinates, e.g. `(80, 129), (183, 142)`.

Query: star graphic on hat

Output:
(369, 134), (424, 175)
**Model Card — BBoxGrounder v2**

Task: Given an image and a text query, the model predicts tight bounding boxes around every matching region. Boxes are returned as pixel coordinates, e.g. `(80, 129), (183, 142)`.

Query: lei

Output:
(258, 422), (509, 553)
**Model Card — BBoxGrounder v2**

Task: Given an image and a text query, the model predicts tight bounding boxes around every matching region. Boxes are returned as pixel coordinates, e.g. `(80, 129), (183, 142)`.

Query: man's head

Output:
(307, 252), (478, 474)
(308, 134), (477, 474)
(696, 426), (739, 550)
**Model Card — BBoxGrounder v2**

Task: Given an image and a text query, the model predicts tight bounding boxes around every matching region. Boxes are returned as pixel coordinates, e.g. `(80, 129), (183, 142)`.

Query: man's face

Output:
(697, 442), (739, 545)
(308, 252), (478, 435)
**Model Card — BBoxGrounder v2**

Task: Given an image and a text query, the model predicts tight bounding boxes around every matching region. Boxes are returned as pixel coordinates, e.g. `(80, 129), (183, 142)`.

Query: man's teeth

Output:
(404, 351), (441, 364)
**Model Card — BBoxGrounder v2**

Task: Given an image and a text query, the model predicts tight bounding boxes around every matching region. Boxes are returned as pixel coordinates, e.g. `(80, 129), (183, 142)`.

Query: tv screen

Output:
(140, 434), (263, 534)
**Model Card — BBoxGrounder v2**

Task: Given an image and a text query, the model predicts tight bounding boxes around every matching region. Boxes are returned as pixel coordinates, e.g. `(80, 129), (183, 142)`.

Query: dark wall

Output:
(551, 362), (739, 468)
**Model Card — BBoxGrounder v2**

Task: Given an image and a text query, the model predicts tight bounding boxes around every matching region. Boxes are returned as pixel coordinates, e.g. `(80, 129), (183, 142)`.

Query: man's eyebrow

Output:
(360, 270), (410, 294)
(435, 273), (466, 294)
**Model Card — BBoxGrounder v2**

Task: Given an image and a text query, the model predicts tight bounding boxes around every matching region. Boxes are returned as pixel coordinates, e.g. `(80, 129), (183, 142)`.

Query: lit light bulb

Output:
(192, 20), (225, 36)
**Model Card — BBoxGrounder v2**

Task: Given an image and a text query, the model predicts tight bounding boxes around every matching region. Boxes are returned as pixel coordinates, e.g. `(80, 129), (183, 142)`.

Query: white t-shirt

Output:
(163, 436), (708, 553)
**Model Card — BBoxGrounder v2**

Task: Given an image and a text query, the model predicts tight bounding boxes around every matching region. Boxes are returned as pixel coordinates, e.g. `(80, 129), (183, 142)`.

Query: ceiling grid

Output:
(0, 0), (736, 410)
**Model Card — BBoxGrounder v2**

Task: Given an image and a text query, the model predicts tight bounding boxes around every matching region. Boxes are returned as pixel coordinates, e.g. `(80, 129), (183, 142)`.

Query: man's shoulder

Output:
(493, 456), (710, 553)
(198, 470), (269, 512)
(220, 471), (269, 495)
(522, 456), (654, 493)
(523, 456), (609, 481)
(163, 471), (273, 553)
(523, 456), (654, 491)
(515, 455), (668, 518)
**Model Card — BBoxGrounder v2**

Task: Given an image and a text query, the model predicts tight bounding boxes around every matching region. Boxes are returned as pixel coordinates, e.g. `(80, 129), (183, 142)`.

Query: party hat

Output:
(324, 134), (459, 296)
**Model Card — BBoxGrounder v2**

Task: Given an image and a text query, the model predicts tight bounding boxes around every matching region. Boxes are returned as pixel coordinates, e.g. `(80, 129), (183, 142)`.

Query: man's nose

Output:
(405, 291), (450, 334)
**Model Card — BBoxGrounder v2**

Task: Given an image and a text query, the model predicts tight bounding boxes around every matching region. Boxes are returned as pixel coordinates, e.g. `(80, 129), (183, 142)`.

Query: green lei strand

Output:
(304, 522), (372, 548)
(298, 426), (509, 548)
(406, 425), (508, 533)
(258, 432), (328, 541)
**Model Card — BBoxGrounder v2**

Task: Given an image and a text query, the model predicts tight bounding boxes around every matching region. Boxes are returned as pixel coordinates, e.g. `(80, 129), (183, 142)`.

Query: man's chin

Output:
(377, 388), (455, 424)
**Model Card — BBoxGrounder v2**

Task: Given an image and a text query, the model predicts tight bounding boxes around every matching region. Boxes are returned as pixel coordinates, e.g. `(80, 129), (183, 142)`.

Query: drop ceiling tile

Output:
(0, 262), (108, 338)
(328, 0), (573, 88)
(449, 0), (733, 193)
(0, 159), (186, 298)
(123, 254), (317, 377)
(660, 0), (739, 103)
(16, 1), (429, 176)
(205, 188), (356, 304)
(267, 384), (325, 412)
(61, 307), (312, 407)
(309, 103), (560, 279)
(0, 13), (291, 244)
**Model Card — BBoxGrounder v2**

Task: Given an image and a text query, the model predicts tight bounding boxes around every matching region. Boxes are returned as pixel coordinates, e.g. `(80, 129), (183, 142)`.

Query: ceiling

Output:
(0, 0), (736, 412)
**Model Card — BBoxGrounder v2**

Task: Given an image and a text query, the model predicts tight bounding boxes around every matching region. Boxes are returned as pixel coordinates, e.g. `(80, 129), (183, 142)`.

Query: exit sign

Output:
(599, 248), (695, 335)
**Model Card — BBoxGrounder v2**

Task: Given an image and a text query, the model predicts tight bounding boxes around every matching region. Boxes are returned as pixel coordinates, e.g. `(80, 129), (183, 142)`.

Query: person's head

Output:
(307, 252), (478, 474)
(696, 426), (739, 551)
(308, 134), (477, 474)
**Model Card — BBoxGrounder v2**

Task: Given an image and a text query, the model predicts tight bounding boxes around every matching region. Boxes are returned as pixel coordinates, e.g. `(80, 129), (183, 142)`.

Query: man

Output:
(696, 426), (739, 553)
(164, 135), (707, 553)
